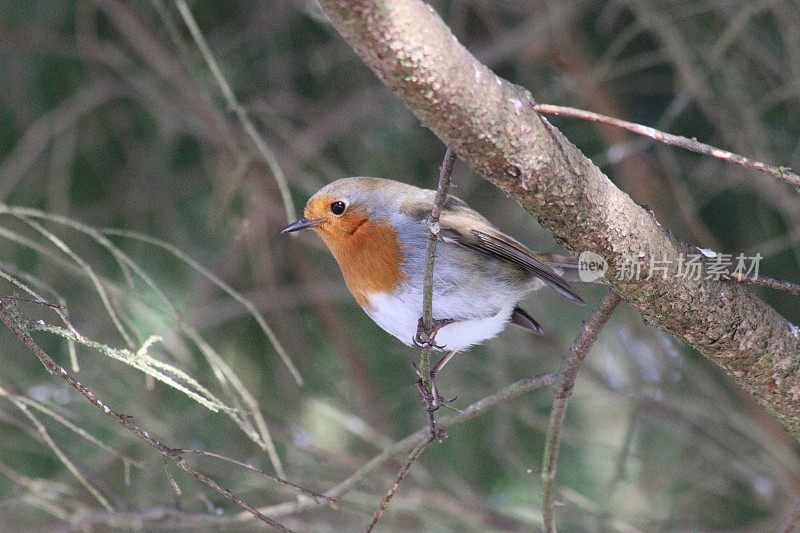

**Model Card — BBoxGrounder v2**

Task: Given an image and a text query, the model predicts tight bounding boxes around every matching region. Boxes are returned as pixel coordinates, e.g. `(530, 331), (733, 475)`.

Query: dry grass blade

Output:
(0, 301), (294, 531)
(5, 388), (144, 468)
(27, 324), (237, 414)
(0, 385), (113, 512)
(173, 0), (297, 224)
(0, 207), (289, 475)
(9, 212), (136, 349)
(101, 228), (302, 385)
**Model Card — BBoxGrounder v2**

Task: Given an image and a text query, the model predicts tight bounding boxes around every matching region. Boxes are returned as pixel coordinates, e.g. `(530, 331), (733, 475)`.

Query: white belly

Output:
(363, 292), (515, 351)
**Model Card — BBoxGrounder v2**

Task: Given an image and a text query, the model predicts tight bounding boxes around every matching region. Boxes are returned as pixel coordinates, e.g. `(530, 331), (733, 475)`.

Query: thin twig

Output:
(182, 449), (334, 503)
(730, 273), (800, 297)
(0, 300), (293, 532)
(174, 0), (297, 224)
(242, 373), (556, 522)
(30, 374), (555, 530)
(533, 103), (800, 192)
(422, 149), (457, 334)
(58, 374), (555, 529)
(541, 292), (621, 533)
(417, 148), (456, 435)
(2, 386), (113, 512)
(364, 438), (433, 532)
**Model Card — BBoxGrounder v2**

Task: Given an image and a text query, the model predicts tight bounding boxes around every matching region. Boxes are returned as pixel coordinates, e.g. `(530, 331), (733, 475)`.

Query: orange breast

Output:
(317, 214), (406, 307)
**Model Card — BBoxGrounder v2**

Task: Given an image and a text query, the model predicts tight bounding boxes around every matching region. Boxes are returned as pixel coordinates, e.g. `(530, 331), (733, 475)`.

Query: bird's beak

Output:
(281, 217), (322, 234)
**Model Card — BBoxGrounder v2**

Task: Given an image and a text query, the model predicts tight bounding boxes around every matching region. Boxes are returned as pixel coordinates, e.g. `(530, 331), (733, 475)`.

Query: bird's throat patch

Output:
(317, 213), (406, 307)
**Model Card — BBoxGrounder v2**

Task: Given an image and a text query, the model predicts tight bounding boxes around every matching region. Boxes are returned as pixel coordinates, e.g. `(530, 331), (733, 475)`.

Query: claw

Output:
(412, 317), (454, 349)
(412, 330), (446, 349)
(413, 346), (461, 411)
(415, 375), (456, 412)
(415, 379), (436, 411)
(415, 378), (446, 411)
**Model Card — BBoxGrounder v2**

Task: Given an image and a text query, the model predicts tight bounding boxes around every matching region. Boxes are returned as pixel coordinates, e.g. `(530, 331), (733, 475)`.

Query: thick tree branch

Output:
(316, 0), (800, 435)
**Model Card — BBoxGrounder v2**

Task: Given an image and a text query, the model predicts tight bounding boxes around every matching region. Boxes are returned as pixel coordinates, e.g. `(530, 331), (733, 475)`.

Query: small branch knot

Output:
(426, 218), (441, 236)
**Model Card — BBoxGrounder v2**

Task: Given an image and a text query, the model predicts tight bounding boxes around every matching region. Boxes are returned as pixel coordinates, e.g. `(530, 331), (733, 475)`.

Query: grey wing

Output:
(435, 199), (585, 304)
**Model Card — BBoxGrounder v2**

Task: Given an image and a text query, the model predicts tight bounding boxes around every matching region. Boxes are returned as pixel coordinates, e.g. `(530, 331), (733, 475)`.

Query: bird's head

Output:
(281, 177), (402, 243)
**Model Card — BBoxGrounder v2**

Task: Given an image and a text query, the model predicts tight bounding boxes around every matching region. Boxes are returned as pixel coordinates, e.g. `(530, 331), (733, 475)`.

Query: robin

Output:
(282, 177), (585, 409)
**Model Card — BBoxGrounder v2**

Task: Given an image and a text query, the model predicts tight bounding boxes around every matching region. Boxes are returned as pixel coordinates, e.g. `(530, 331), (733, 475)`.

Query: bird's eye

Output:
(330, 201), (346, 215)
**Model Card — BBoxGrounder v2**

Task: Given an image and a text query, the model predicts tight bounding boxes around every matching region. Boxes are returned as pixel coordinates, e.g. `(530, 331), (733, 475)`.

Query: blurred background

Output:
(1, 1), (800, 530)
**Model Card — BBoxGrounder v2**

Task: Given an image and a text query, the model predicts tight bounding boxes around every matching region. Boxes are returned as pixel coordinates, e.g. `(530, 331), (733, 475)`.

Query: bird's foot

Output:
(412, 317), (455, 349)
(414, 378), (456, 412)
(413, 362), (457, 412)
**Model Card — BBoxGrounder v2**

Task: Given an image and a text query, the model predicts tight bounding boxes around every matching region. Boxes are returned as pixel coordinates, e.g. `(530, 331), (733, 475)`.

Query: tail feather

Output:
(510, 306), (543, 335)
(541, 253), (609, 285)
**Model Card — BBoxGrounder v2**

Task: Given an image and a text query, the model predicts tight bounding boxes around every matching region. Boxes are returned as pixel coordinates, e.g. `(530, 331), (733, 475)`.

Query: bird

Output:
(282, 177), (585, 409)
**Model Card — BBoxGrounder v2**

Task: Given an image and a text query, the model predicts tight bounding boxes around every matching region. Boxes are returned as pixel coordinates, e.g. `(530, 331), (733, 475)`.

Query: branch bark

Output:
(316, 0), (800, 435)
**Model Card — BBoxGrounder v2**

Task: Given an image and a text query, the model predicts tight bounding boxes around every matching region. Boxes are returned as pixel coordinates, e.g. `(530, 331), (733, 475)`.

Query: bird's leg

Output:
(413, 317), (458, 411)
(413, 317), (455, 349)
(414, 374), (435, 410)
(428, 349), (459, 410)
(414, 374), (446, 412)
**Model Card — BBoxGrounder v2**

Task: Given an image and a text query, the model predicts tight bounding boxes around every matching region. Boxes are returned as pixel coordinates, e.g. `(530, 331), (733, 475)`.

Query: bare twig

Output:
(0, 294), (63, 309)
(242, 373), (556, 522)
(182, 449), (334, 503)
(30, 364), (548, 532)
(533, 103), (800, 192)
(45, 373), (554, 529)
(422, 149), (457, 334)
(0, 385), (113, 512)
(731, 273), (800, 297)
(174, 0), (297, 224)
(364, 438), (433, 532)
(0, 300), (293, 532)
(541, 292), (621, 533)
(417, 148), (457, 434)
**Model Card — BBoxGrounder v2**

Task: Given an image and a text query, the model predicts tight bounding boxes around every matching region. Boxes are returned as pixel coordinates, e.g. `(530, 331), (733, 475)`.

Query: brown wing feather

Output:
(536, 253), (608, 284)
(434, 199), (585, 304)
